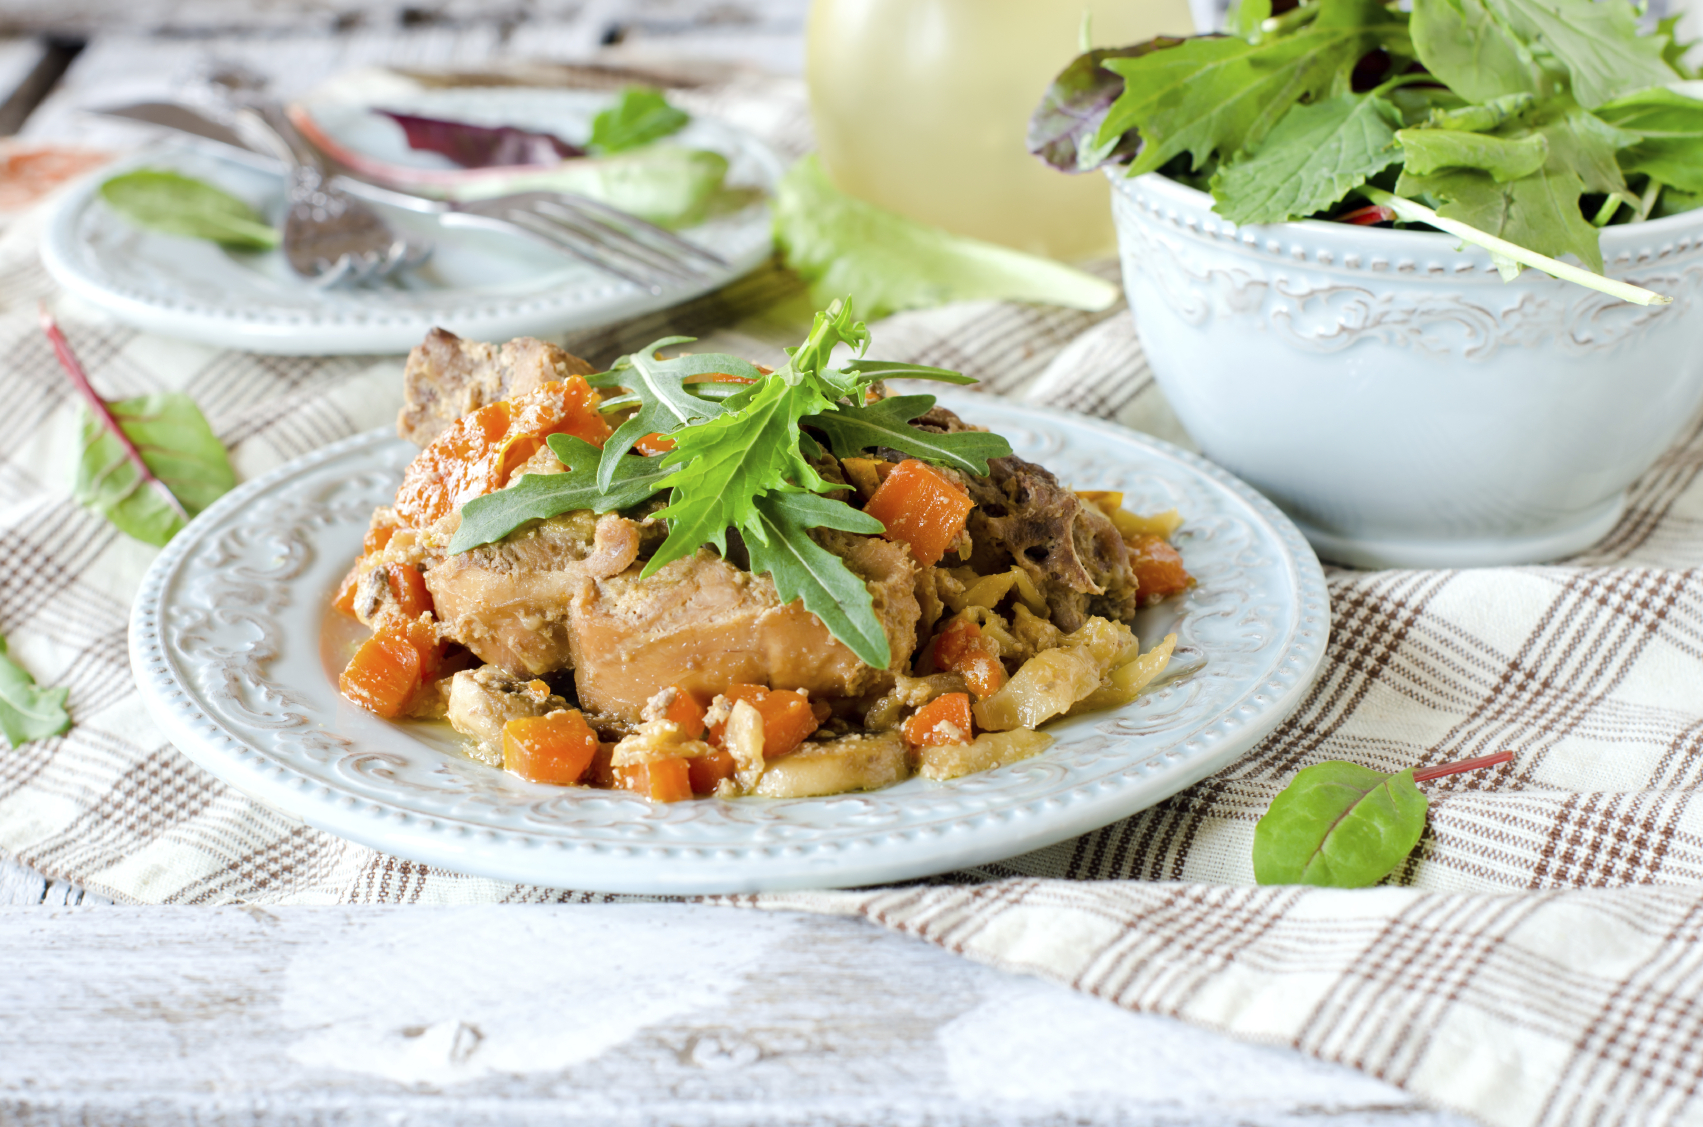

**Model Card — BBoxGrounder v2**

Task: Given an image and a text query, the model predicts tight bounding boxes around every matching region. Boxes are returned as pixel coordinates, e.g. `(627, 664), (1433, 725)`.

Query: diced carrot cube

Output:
(363, 523), (396, 555)
(616, 757), (694, 802)
(662, 685), (708, 739)
(387, 563), (434, 619)
(931, 617), (1007, 699)
(903, 692), (974, 749)
(502, 710), (599, 785)
(392, 376), (615, 528)
(339, 629), (423, 718)
(687, 751), (737, 795)
(1129, 534), (1193, 606)
(332, 565), (361, 618)
(394, 402), (512, 526)
(708, 683), (819, 759)
(863, 459), (974, 567)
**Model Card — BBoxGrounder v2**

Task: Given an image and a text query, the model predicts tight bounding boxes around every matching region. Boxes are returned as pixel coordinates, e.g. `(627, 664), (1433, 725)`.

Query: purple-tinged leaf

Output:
(1027, 38), (1187, 173)
(375, 109), (585, 168)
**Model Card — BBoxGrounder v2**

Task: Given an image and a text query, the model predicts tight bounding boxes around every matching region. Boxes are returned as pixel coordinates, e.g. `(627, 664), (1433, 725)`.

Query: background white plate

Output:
(42, 88), (782, 355)
(129, 393), (1330, 894)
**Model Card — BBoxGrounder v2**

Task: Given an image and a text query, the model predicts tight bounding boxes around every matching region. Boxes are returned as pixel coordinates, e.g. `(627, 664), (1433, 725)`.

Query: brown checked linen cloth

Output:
(3, 79), (1703, 1127)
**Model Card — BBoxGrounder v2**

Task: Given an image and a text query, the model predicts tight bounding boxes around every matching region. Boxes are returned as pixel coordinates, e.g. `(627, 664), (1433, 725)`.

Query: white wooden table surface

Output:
(0, 2), (1497, 1121)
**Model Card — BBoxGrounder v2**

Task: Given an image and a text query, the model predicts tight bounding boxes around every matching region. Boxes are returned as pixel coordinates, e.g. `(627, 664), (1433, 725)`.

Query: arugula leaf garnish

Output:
(587, 86), (690, 155)
(585, 338), (763, 489)
(805, 395), (1011, 477)
(746, 492), (891, 668)
(443, 298), (1009, 670)
(448, 436), (676, 554)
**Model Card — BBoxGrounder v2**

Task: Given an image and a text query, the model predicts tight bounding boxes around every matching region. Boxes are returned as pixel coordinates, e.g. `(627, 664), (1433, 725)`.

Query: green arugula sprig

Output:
(1031, 0), (1702, 306)
(448, 299), (1013, 669)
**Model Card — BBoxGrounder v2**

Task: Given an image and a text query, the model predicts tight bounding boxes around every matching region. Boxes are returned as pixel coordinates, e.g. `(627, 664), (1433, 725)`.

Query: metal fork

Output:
(233, 106), (431, 288)
(336, 180), (731, 295)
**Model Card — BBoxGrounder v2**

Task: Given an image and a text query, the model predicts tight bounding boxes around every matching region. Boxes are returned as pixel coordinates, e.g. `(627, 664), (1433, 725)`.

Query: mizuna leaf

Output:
(0, 634), (70, 749)
(836, 360), (976, 386)
(1097, 12), (1369, 177)
(74, 392), (236, 547)
(446, 436), (676, 555)
(1252, 761), (1428, 887)
(646, 377), (837, 576)
(587, 86), (690, 155)
(746, 492), (891, 670)
(1211, 94), (1404, 224)
(805, 394), (1013, 477)
(1397, 127), (1550, 182)
(1026, 39), (1187, 173)
(99, 170), (278, 250)
(589, 339), (761, 490)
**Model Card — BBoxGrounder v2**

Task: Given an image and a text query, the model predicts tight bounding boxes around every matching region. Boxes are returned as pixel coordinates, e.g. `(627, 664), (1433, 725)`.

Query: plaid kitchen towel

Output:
(3, 74), (1703, 1127)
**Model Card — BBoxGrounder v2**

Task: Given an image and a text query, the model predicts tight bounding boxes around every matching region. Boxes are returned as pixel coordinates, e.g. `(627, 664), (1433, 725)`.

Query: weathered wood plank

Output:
(0, 904), (1470, 1126)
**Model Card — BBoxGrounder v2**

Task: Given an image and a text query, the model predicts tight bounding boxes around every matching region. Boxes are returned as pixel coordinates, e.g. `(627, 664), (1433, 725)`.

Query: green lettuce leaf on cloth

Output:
(0, 635), (69, 749)
(73, 391), (236, 547)
(773, 156), (1118, 320)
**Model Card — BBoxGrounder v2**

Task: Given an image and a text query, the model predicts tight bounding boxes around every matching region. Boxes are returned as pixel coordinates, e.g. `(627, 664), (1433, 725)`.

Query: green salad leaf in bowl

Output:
(1030, 0), (1703, 305)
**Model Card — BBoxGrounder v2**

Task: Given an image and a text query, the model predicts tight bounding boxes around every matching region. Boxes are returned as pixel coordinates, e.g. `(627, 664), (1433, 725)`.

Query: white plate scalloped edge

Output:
(41, 88), (783, 356)
(129, 391), (1330, 894)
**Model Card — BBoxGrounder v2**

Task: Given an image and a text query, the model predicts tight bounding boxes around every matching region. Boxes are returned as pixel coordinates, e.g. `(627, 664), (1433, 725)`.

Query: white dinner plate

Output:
(41, 88), (782, 355)
(129, 392), (1330, 894)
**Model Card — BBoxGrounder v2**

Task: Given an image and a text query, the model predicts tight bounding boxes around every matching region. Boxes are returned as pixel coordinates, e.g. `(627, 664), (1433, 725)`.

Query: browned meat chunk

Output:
(568, 536), (919, 723)
(910, 406), (1139, 632)
(397, 328), (598, 447)
(425, 512), (601, 674)
(423, 513), (921, 724)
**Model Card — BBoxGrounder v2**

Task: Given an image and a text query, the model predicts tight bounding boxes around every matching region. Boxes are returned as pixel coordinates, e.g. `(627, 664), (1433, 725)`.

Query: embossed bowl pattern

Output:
(1111, 172), (1703, 568)
(130, 393), (1329, 894)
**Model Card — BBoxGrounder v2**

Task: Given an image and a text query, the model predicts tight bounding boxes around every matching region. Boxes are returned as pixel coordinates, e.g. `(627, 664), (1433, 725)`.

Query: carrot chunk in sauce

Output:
(387, 563), (434, 619)
(903, 692), (974, 749)
(708, 684), (819, 759)
(863, 459), (973, 567)
(503, 710), (599, 785)
(1129, 534), (1193, 606)
(687, 751), (738, 795)
(339, 630), (423, 718)
(616, 757), (694, 802)
(662, 685), (708, 739)
(931, 617), (1007, 699)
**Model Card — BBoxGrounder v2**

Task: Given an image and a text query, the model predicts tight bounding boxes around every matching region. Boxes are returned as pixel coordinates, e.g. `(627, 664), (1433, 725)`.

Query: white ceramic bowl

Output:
(1109, 172), (1703, 568)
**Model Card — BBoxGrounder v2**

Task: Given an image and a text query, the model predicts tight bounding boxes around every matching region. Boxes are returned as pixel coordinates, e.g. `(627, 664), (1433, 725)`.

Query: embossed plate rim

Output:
(130, 393), (1330, 893)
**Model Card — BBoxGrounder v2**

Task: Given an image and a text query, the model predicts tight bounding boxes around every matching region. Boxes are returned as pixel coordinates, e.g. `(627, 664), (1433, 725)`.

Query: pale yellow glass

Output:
(807, 0), (1197, 261)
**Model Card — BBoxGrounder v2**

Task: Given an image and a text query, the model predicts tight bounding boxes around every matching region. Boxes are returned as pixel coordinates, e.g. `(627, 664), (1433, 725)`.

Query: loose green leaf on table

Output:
(99, 170), (278, 250)
(745, 491), (892, 669)
(74, 392), (237, 547)
(1254, 752), (1513, 887)
(1212, 94), (1404, 224)
(587, 86), (690, 155)
(773, 156), (1118, 320)
(805, 394), (1012, 477)
(0, 635), (70, 749)
(447, 436), (678, 555)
